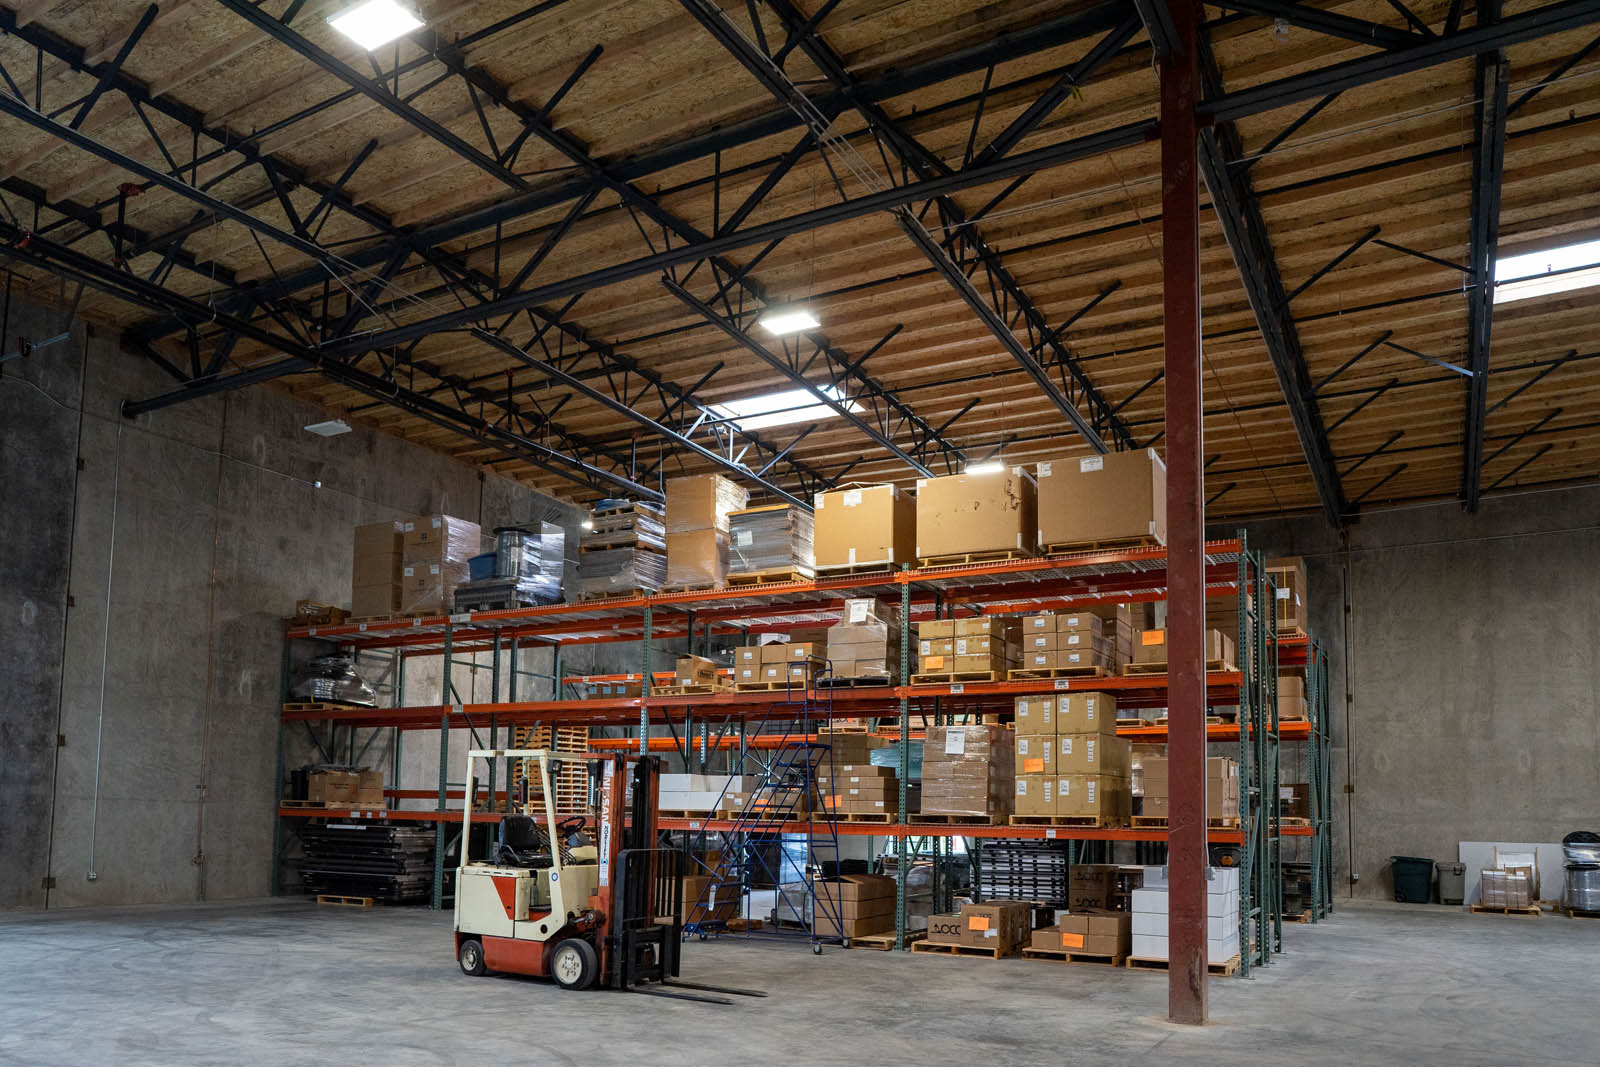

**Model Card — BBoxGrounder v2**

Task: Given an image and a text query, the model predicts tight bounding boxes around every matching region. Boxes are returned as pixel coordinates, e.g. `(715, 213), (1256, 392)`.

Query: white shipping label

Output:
(1061, 737), (1074, 756)
(848, 547), (857, 564)
(843, 489), (862, 507)
(403, 566), (416, 578)
(736, 530), (753, 546)
(1080, 456), (1104, 473)
(1018, 738), (1032, 756)
(1017, 779), (1028, 796)
(950, 683), (964, 694)
(1066, 652), (1083, 664)
(956, 639), (969, 655)
(1039, 461), (1052, 477)
(1044, 782), (1053, 802)
(814, 494), (824, 509)
(429, 563), (441, 576)
(985, 929), (997, 939)
(1046, 829), (1058, 839)
(1280, 787), (1294, 800)
(920, 640), (932, 655)
(848, 600), (870, 624)
(1066, 634), (1082, 646)
(945, 731), (966, 755)
(1275, 587), (1291, 600)
(1054, 679), (1071, 691)
(1087, 779), (1097, 802)
(1087, 739), (1097, 762)
(430, 516), (442, 529)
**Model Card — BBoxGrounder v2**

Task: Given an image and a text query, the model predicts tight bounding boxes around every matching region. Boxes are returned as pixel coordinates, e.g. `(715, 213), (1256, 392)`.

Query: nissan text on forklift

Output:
(452, 748), (763, 1004)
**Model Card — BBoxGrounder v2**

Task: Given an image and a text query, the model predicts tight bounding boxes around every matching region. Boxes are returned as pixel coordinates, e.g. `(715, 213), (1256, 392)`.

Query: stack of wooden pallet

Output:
(511, 724), (591, 812)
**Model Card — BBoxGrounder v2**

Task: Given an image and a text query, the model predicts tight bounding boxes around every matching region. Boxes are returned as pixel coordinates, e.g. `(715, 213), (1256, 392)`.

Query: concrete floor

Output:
(2, 899), (1596, 1066)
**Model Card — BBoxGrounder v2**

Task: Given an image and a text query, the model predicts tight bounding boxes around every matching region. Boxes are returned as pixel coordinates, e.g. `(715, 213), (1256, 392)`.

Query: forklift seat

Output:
(496, 815), (553, 869)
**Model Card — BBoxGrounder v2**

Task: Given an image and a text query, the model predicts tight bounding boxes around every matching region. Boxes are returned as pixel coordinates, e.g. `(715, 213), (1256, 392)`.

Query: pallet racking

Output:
(274, 534), (1331, 972)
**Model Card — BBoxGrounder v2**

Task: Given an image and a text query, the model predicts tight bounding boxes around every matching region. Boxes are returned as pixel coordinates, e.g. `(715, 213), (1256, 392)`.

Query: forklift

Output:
(452, 748), (763, 1004)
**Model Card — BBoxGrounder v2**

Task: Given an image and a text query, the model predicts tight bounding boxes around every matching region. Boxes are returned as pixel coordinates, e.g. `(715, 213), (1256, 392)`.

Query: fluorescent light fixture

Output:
(1494, 236), (1600, 305)
(580, 520), (594, 531)
(303, 418), (352, 437)
(965, 460), (1006, 475)
(328, 0), (423, 50)
(711, 385), (860, 432)
(759, 306), (820, 335)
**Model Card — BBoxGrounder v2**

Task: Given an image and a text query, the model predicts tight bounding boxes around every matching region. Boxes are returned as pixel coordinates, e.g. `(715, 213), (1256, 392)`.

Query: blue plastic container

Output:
(468, 552), (498, 581)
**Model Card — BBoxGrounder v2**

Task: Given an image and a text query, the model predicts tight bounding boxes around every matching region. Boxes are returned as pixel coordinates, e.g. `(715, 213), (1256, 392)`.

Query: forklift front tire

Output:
(458, 939), (487, 977)
(551, 938), (599, 990)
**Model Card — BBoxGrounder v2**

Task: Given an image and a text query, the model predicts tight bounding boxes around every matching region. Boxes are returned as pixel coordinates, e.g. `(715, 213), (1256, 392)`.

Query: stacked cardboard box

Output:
(731, 640), (824, 688)
(812, 873), (897, 938)
(1031, 909), (1131, 958)
(921, 725), (1013, 820)
(728, 503), (814, 578)
(664, 474), (747, 589)
(578, 500), (666, 597)
(658, 774), (757, 812)
(818, 763), (908, 819)
(924, 900), (1032, 953)
(1266, 555), (1308, 633)
(1129, 865), (1241, 964)
(680, 874), (739, 924)
(305, 768), (384, 807)
(915, 617), (1019, 678)
(914, 468), (1037, 560)
(1130, 627), (1236, 669)
(671, 654), (722, 689)
(351, 520), (403, 617)
(1139, 755), (1240, 822)
(1015, 610), (1115, 673)
(1277, 671), (1308, 721)
(1035, 448), (1166, 550)
(399, 513), (481, 615)
(1480, 869), (1532, 908)
(1013, 693), (1128, 823)
(826, 597), (901, 682)
(1280, 782), (1310, 819)
(813, 484), (916, 570)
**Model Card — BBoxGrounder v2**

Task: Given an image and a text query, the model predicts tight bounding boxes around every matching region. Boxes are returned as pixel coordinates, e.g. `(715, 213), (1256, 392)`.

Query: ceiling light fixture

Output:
(329, 0), (423, 51)
(1494, 236), (1600, 304)
(303, 419), (352, 437)
(759, 306), (820, 335)
(711, 385), (860, 432)
(965, 460), (1006, 475)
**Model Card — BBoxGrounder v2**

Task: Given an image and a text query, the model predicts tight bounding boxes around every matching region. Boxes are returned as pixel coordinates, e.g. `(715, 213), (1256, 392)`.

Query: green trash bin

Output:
(1391, 856), (1434, 903)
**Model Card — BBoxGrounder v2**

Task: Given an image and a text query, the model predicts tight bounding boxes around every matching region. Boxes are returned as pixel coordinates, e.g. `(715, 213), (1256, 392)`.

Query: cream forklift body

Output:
(452, 748), (763, 1003)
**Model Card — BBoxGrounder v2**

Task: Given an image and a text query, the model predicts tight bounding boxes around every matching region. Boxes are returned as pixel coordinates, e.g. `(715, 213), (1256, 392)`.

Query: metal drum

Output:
(494, 526), (534, 579)
(1564, 866), (1600, 912)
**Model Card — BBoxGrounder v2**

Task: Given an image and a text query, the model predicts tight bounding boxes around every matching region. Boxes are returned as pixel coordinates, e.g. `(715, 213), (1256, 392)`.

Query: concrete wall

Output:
(1241, 484), (1600, 900)
(0, 300), (594, 909)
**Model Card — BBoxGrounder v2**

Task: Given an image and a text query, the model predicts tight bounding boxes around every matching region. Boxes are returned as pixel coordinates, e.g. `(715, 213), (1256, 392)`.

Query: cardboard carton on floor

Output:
(1033, 909), (1130, 956)
(959, 900), (1032, 952)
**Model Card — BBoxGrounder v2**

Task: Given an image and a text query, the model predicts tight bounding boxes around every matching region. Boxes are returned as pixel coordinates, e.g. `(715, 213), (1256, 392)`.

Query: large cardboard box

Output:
(681, 875), (739, 924)
(1266, 556), (1309, 633)
(914, 469), (1037, 559)
(1057, 692), (1117, 735)
(674, 654), (719, 684)
(307, 769), (383, 806)
(399, 559), (469, 614)
(812, 873), (895, 938)
(665, 474), (748, 534)
(1057, 734), (1131, 776)
(352, 582), (399, 618)
(1014, 695), (1054, 733)
(814, 484), (916, 569)
(400, 513), (481, 559)
(926, 913), (965, 944)
(959, 901), (1032, 952)
(1036, 448), (1166, 549)
(353, 520), (403, 588)
(1014, 774), (1055, 816)
(665, 529), (729, 589)
(1067, 864), (1121, 910)
(1057, 774), (1131, 822)
(1034, 909), (1131, 956)
(1132, 628), (1235, 666)
(1015, 734), (1054, 775)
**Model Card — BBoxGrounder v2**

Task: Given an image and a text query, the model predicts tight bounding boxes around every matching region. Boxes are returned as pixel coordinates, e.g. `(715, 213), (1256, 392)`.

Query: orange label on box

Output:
(968, 916), (990, 931)
(924, 655), (945, 669)
(1061, 932), (1084, 948)
(1024, 758), (1045, 773)
(1141, 630), (1165, 646)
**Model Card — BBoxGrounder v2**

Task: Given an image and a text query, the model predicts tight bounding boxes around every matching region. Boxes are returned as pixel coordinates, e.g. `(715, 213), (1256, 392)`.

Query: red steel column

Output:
(1160, 0), (1208, 1027)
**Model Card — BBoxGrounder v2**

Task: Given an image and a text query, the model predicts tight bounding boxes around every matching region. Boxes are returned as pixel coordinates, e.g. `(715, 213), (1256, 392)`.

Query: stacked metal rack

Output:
(273, 535), (1330, 970)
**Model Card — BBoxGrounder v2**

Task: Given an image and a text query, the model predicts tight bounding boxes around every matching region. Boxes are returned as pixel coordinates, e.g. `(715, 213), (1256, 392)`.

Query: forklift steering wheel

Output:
(556, 815), (586, 838)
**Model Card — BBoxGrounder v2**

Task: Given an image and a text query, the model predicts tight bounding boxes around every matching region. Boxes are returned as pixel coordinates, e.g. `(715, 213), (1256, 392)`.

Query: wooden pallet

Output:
(657, 810), (725, 820)
(816, 677), (894, 688)
(316, 894), (375, 908)
(1006, 665), (1113, 680)
(830, 811), (897, 824)
(909, 940), (1016, 959)
(1009, 815), (1127, 828)
(1115, 718), (1147, 728)
(849, 930), (923, 950)
(909, 670), (1006, 685)
(1123, 659), (1236, 676)
(1275, 627), (1308, 640)
(281, 701), (372, 713)
(1285, 910), (1313, 924)
(1126, 954), (1241, 976)
(910, 813), (1002, 826)
(576, 589), (653, 602)
(1564, 908), (1600, 920)
(815, 562), (899, 578)
(1041, 535), (1163, 556)
(286, 602), (350, 628)
(1275, 817), (1313, 828)
(281, 798), (383, 810)
(1128, 816), (1242, 829)
(659, 582), (719, 593)
(1153, 715), (1225, 726)
(348, 610), (436, 624)
(1470, 903), (1542, 917)
(452, 598), (543, 613)
(916, 549), (1036, 569)
(733, 680), (817, 692)
(1020, 947), (1126, 967)
(727, 568), (815, 588)
(650, 683), (732, 696)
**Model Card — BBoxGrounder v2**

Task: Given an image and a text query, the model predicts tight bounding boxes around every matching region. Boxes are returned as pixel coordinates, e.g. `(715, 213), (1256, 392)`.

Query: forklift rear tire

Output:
(551, 938), (598, 990)
(458, 939), (487, 977)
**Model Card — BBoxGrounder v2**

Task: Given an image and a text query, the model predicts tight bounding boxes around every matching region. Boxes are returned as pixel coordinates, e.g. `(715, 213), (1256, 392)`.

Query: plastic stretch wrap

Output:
(870, 741), (923, 780)
(1479, 869), (1532, 908)
(665, 474), (748, 534)
(289, 655), (377, 706)
(398, 559), (469, 615)
(579, 547), (667, 596)
(664, 530), (728, 590)
(483, 523), (564, 603)
(919, 726), (1014, 818)
(400, 513), (480, 562)
(827, 597), (901, 680)
(728, 504), (815, 575)
(583, 500), (666, 552)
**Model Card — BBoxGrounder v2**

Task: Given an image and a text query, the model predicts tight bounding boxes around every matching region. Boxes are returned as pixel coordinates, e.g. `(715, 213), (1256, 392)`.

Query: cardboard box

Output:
(1057, 734), (1131, 775)
(352, 582), (399, 618)
(1014, 696), (1054, 733)
(1266, 556), (1308, 632)
(1056, 647), (1111, 670)
(307, 769), (383, 806)
(959, 901), (1032, 952)
(1056, 774), (1130, 821)
(1020, 650), (1053, 670)
(813, 485), (916, 569)
(955, 617), (1018, 637)
(354, 520), (403, 556)
(733, 645), (763, 665)
(1056, 612), (1104, 636)
(1068, 864), (1121, 910)
(665, 529), (729, 589)
(400, 514), (481, 559)
(1014, 774), (1055, 816)
(1021, 613), (1056, 633)
(681, 875), (739, 923)
(917, 620), (956, 639)
(666, 474), (748, 534)
(1057, 692), (1117, 734)
(674, 654), (719, 683)
(918, 638), (956, 658)
(1035, 909), (1131, 956)
(926, 913), (965, 944)
(399, 559), (469, 614)
(954, 652), (1010, 673)
(1015, 734), (1054, 775)
(915, 469), (1037, 558)
(1132, 628), (1235, 666)
(1036, 448), (1166, 549)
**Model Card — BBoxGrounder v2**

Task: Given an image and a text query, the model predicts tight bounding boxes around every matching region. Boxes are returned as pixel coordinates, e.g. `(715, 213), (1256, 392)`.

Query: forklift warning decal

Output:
(598, 763), (614, 887)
